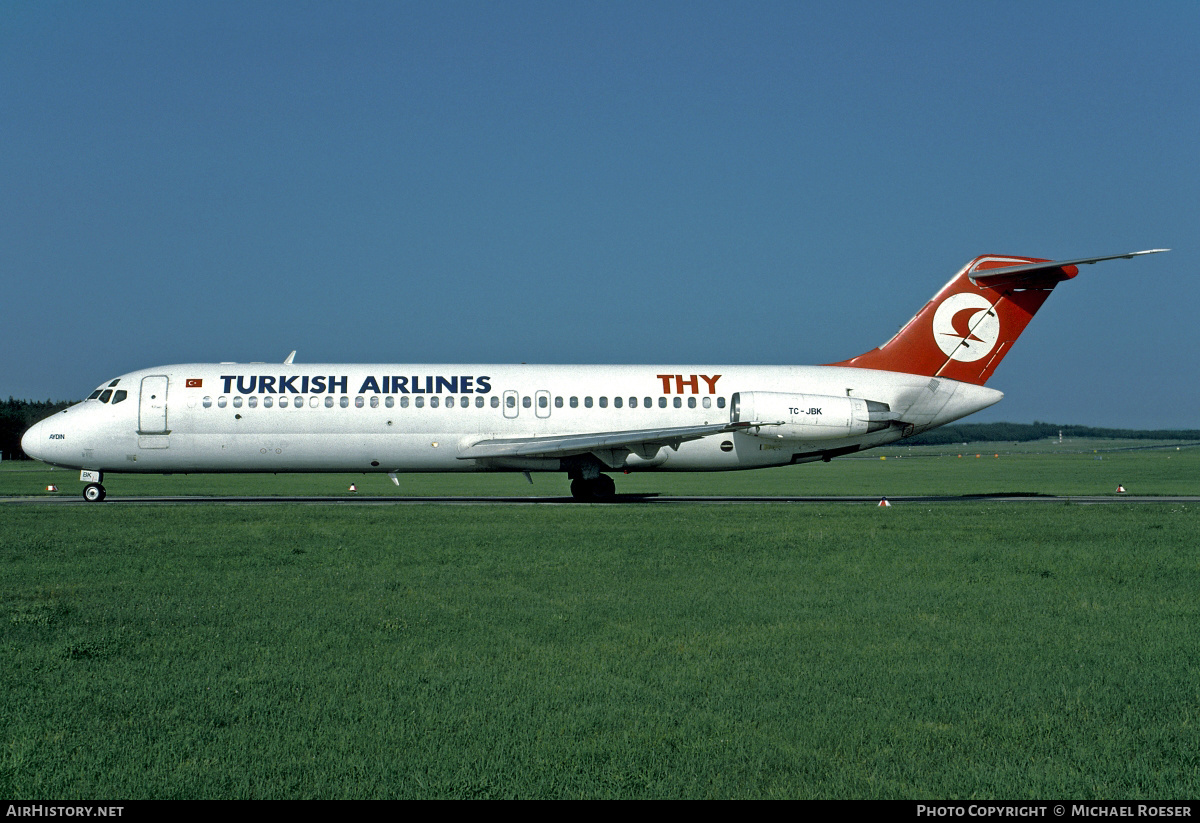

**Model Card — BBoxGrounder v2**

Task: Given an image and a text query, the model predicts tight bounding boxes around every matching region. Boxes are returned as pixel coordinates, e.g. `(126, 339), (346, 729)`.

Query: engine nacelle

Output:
(731, 391), (892, 441)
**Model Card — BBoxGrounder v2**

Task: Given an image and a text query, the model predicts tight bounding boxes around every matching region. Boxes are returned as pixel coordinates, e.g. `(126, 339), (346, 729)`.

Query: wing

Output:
(457, 421), (770, 466)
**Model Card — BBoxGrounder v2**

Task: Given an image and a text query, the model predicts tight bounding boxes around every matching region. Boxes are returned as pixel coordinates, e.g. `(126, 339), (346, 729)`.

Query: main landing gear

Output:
(570, 474), (616, 501)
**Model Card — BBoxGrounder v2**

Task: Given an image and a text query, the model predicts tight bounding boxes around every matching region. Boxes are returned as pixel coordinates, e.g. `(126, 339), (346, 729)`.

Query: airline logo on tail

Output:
(932, 293), (999, 362)
(828, 249), (1167, 385)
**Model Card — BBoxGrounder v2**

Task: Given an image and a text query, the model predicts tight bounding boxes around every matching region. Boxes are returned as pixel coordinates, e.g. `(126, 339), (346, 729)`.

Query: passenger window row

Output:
(199, 395), (728, 411)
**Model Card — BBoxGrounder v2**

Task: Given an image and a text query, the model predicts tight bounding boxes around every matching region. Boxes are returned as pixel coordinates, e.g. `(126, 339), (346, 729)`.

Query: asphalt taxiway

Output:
(4, 494), (1198, 506)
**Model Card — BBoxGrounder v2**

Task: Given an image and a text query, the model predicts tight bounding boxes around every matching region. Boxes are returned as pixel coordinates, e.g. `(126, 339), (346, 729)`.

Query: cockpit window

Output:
(88, 379), (120, 400)
(112, 390), (127, 404)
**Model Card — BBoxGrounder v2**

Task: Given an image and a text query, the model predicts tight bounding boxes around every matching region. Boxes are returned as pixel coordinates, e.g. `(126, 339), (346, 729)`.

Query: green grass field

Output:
(2, 442), (1198, 798)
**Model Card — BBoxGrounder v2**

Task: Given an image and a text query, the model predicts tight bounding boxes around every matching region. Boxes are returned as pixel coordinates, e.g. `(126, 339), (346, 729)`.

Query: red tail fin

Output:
(829, 250), (1166, 385)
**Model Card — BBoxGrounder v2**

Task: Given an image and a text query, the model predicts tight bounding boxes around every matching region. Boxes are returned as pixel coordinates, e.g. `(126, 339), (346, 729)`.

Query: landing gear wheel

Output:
(569, 474), (616, 501)
(83, 483), (106, 502)
(570, 478), (591, 501)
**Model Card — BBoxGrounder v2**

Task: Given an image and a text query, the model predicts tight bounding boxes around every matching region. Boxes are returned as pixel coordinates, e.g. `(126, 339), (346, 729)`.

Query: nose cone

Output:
(21, 418), (48, 461)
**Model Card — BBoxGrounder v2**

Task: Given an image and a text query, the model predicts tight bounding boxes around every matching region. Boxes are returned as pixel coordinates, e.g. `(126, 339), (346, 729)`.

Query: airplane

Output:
(21, 249), (1167, 502)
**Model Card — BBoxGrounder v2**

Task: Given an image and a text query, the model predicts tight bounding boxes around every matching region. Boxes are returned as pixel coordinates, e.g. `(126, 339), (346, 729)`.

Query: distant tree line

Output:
(1, 398), (77, 460)
(906, 421), (1200, 446)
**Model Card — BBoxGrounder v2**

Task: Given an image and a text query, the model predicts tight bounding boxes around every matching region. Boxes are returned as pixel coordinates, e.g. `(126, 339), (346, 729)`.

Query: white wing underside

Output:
(458, 421), (766, 461)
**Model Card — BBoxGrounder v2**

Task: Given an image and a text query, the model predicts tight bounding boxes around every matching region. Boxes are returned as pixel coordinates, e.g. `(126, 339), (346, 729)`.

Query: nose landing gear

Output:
(80, 470), (106, 502)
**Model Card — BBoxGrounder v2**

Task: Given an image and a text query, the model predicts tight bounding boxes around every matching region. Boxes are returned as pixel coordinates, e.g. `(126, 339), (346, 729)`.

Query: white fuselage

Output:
(23, 362), (1002, 476)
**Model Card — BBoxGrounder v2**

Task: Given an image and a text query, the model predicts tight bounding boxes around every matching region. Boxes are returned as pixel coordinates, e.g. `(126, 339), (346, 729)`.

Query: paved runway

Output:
(5, 494), (1198, 506)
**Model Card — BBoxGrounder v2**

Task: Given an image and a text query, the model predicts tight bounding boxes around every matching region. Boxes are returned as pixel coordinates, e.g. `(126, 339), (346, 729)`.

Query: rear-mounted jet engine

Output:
(731, 391), (892, 440)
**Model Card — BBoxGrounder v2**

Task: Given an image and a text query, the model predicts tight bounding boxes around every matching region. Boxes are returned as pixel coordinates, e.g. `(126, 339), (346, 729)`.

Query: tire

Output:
(570, 478), (593, 501)
(83, 483), (106, 502)
(570, 475), (615, 501)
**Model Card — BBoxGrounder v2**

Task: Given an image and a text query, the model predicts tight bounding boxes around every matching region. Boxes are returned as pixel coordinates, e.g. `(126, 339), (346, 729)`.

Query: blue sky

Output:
(3, 1), (1196, 429)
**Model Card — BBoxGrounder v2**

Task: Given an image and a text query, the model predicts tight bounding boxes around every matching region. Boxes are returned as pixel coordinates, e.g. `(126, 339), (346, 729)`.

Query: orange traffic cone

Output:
(348, 484), (357, 492)
(878, 497), (891, 507)
(1116, 484), (1126, 493)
